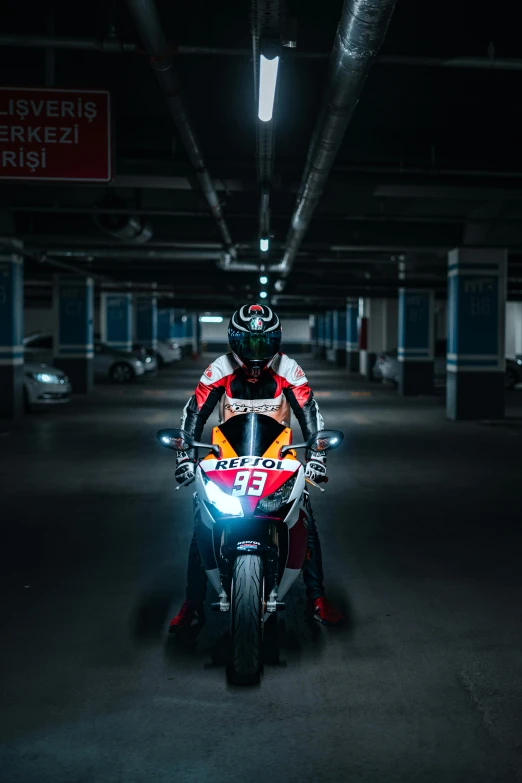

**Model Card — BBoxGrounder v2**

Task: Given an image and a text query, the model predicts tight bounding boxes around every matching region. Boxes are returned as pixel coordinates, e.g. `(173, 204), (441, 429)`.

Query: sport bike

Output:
(157, 413), (343, 685)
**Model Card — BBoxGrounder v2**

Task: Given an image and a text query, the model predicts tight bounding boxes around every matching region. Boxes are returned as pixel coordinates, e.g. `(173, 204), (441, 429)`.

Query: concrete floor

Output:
(1, 357), (522, 783)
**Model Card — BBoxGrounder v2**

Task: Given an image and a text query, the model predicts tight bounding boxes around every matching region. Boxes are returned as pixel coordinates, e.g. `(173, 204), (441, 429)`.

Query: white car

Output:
(24, 333), (145, 384)
(24, 362), (72, 410)
(155, 339), (182, 367)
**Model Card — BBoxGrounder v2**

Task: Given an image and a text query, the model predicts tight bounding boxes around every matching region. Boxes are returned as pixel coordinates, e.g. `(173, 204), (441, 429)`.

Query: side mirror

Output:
(156, 428), (220, 457)
(280, 429), (344, 457)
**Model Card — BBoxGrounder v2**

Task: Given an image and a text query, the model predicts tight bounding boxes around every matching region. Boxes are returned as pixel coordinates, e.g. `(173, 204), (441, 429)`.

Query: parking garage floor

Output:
(1, 357), (522, 783)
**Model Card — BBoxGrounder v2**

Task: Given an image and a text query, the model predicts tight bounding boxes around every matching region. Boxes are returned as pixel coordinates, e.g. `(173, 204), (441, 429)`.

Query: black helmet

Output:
(228, 304), (282, 374)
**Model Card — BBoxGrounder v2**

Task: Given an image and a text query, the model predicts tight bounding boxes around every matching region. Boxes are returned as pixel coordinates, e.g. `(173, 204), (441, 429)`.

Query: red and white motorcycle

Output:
(158, 412), (343, 684)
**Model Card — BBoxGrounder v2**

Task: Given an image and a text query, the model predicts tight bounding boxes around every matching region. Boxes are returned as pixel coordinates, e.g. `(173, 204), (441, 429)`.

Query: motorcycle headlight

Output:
(203, 474), (243, 517)
(257, 475), (297, 513)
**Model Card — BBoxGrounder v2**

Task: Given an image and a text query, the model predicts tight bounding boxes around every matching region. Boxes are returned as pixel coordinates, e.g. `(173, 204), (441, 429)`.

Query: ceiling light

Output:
(258, 55), (280, 122)
(199, 316), (224, 323)
(259, 291), (268, 299)
(260, 238), (269, 252)
(260, 275), (268, 285)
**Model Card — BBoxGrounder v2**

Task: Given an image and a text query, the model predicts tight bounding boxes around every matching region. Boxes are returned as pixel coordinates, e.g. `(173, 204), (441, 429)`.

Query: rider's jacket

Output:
(181, 352), (324, 444)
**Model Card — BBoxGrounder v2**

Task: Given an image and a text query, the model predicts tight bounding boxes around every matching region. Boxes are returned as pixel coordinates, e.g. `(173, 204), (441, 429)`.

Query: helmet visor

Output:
(229, 330), (281, 362)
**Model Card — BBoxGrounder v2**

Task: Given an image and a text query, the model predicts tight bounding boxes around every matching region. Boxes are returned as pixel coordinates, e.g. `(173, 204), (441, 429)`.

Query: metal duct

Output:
(277, 0), (398, 276)
(126, 0), (237, 259)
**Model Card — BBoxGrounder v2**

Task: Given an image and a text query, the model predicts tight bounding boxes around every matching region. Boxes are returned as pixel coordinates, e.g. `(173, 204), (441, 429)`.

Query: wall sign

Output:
(0, 87), (111, 182)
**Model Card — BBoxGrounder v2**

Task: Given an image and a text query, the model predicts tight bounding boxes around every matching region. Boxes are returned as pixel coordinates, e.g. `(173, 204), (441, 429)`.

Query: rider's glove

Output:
(175, 451), (196, 485)
(305, 451), (327, 484)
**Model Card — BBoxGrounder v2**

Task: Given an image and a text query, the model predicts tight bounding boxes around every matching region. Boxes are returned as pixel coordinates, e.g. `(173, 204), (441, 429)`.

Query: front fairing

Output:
(195, 457), (305, 531)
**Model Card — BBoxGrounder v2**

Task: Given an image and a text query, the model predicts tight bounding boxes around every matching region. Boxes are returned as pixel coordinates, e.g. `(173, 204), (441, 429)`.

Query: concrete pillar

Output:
(157, 308), (175, 341)
(383, 298), (398, 351)
(0, 239), (24, 418)
(325, 311), (335, 362)
(135, 293), (158, 352)
(358, 298), (369, 376)
(447, 248), (507, 420)
(398, 288), (435, 395)
(346, 299), (359, 372)
(53, 276), (94, 393)
(317, 314), (326, 358)
(191, 314), (200, 357)
(310, 315), (318, 356)
(333, 310), (347, 367)
(100, 291), (132, 351)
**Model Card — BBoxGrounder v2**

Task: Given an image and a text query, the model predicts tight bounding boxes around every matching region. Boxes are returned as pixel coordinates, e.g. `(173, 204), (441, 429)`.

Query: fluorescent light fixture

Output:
(260, 238), (269, 252)
(258, 55), (279, 122)
(199, 316), (224, 323)
(260, 291), (268, 299)
(259, 275), (268, 285)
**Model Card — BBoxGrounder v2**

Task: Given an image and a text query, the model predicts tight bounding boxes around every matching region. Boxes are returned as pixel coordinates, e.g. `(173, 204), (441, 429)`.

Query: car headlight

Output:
(517, 359), (522, 366)
(257, 475), (297, 513)
(203, 474), (243, 516)
(145, 356), (152, 363)
(27, 372), (61, 384)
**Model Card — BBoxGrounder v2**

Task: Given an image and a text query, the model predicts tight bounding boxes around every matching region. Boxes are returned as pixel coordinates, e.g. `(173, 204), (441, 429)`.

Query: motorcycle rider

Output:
(170, 303), (343, 629)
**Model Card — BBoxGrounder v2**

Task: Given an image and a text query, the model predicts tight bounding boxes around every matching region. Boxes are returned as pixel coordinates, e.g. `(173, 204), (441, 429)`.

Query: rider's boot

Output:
(307, 595), (343, 626)
(169, 601), (205, 632)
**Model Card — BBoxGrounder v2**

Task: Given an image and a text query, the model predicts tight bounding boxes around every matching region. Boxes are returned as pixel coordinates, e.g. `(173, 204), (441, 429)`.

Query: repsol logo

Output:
(214, 457), (284, 470)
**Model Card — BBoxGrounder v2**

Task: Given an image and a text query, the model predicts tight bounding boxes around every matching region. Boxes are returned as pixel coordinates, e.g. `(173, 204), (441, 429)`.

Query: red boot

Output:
(308, 596), (343, 626)
(169, 601), (205, 632)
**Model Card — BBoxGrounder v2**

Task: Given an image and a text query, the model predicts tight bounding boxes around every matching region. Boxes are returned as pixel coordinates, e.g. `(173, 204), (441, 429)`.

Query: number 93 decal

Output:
(232, 470), (267, 497)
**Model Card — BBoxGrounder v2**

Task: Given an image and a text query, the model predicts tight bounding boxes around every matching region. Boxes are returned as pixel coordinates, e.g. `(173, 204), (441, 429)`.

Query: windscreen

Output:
(218, 413), (286, 457)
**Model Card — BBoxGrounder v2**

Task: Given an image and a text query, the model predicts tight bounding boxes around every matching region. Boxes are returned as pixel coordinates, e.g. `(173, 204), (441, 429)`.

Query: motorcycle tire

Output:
(228, 554), (263, 686)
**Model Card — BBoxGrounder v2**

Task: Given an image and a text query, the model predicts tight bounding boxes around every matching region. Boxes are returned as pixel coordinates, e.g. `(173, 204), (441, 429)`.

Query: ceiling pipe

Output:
(275, 0), (398, 277)
(3, 35), (522, 71)
(39, 248), (223, 261)
(125, 0), (237, 260)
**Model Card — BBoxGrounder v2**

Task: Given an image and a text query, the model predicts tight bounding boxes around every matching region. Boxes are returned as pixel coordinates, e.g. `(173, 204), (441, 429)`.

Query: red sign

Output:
(0, 87), (111, 182)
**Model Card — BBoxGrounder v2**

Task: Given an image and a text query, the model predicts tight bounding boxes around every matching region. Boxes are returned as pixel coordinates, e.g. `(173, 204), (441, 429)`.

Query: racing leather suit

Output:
(180, 352), (326, 602)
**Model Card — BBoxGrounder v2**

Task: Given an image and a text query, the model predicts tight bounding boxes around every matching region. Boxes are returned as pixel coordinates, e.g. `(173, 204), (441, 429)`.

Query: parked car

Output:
(132, 343), (158, 374)
(374, 344), (522, 390)
(24, 333), (145, 384)
(506, 358), (522, 389)
(155, 339), (182, 367)
(373, 340), (447, 385)
(24, 362), (72, 411)
(94, 341), (145, 383)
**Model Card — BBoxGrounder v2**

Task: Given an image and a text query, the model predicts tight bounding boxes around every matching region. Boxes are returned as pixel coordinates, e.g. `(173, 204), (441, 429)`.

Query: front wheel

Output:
(110, 362), (134, 384)
(228, 554), (263, 686)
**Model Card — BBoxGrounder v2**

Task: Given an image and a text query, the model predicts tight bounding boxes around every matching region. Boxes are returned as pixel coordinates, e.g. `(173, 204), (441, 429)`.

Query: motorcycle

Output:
(157, 413), (343, 685)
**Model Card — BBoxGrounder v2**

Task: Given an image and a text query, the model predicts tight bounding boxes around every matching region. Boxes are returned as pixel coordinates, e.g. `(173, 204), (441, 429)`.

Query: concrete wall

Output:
(200, 317), (311, 354)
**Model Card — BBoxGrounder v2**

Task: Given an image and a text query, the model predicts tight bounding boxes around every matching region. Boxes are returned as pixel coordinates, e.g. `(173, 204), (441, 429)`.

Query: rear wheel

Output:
(228, 554), (263, 686)
(110, 362), (134, 384)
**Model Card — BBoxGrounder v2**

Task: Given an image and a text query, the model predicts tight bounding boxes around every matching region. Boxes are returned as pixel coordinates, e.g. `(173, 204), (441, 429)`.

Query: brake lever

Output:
(305, 477), (326, 493)
(175, 475), (196, 491)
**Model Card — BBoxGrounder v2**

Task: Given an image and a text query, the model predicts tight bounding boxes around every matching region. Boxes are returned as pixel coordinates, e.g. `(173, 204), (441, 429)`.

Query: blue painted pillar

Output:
(135, 294), (158, 351)
(0, 239), (24, 418)
(398, 288), (435, 395)
(100, 291), (132, 351)
(53, 276), (94, 393)
(317, 314), (326, 358)
(346, 299), (359, 372)
(157, 308), (175, 341)
(447, 248), (507, 420)
(333, 310), (347, 367)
